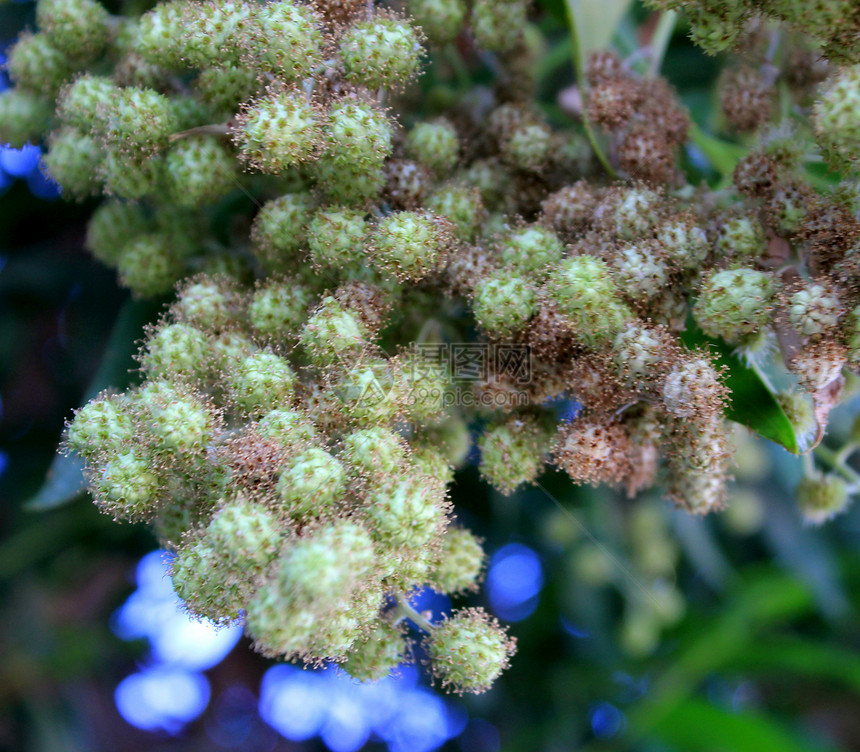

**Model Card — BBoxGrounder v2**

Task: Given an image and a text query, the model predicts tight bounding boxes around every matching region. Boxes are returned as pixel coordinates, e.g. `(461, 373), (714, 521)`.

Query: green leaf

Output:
(24, 296), (162, 511)
(564, 0), (634, 70)
(681, 325), (799, 454)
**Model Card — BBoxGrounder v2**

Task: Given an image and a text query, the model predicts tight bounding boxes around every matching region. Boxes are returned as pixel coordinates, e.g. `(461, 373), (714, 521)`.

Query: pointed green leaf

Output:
(681, 325), (799, 454)
(564, 0), (634, 70)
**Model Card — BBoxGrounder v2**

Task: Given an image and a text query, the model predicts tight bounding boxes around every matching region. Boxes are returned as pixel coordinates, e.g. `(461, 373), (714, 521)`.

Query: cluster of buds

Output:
(8, 0), (860, 691)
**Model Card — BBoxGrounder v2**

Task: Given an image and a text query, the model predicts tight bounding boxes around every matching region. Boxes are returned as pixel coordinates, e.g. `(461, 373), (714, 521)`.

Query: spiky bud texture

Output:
(693, 268), (775, 344)
(339, 16), (422, 90)
(478, 415), (549, 495)
(796, 474), (851, 525)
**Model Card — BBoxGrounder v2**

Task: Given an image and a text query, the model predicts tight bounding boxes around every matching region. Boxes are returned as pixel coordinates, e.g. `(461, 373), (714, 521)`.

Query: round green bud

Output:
(85, 201), (150, 267)
(656, 216), (710, 269)
(340, 16), (423, 90)
(165, 135), (237, 207)
(366, 472), (447, 548)
(394, 353), (450, 424)
(95, 448), (161, 520)
(429, 527), (484, 594)
(324, 100), (393, 170)
(142, 322), (211, 381)
(502, 123), (552, 172)
(300, 296), (369, 365)
(473, 273), (536, 338)
(336, 357), (401, 426)
(307, 207), (367, 271)
(37, 0), (110, 58)
(776, 390), (817, 441)
(313, 156), (386, 206)
(211, 330), (256, 369)
(195, 64), (259, 115)
(341, 621), (407, 682)
(228, 351), (297, 415)
(408, 0), (466, 44)
(814, 64), (860, 167)
(371, 211), (451, 281)
(183, 0), (252, 68)
(234, 89), (321, 173)
(245, 586), (317, 658)
(142, 386), (215, 455)
(107, 86), (176, 156)
(498, 224), (563, 276)
(789, 283), (844, 335)
(693, 268), (775, 344)
(174, 277), (238, 330)
(258, 408), (318, 449)
(277, 447), (346, 519)
(207, 497), (283, 568)
(405, 119), (459, 173)
(251, 192), (314, 271)
(471, 0), (526, 51)
(410, 444), (455, 486)
(421, 415), (472, 469)
(134, 0), (188, 69)
(796, 474), (851, 525)
(342, 427), (407, 481)
(101, 147), (164, 200)
(546, 256), (632, 345)
(614, 241), (669, 300)
(612, 322), (667, 386)
(425, 607), (515, 694)
(67, 394), (137, 461)
(686, 5), (744, 55)
(0, 89), (53, 148)
(478, 415), (548, 495)
(116, 233), (184, 297)
(252, 0), (322, 77)
(425, 183), (485, 242)
(279, 520), (376, 601)
(43, 127), (104, 199)
(172, 539), (242, 621)
(248, 279), (311, 339)
(6, 32), (73, 96)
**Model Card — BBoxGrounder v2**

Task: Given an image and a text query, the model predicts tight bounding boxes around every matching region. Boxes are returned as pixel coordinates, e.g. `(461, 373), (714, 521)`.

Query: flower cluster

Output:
(8, 0), (860, 692)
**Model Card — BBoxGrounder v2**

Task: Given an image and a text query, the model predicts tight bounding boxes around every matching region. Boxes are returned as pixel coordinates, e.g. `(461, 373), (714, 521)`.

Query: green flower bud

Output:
(342, 426), (408, 481)
(107, 86), (176, 156)
(313, 155), (386, 206)
(614, 241), (670, 300)
(6, 32), (73, 96)
(796, 474), (851, 525)
(251, 192), (314, 271)
(248, 278), (311, 339)
(141, 384), (215, 455)
(789, 283), (844, 335)
(37, 0), (110, 59)
(257, 408), (318, 450)
(251, 0), (322, 77)
(371, 211), (451, 281)
(686, 5), (745, 55)
(335, 357), (401, 425)
(693, 268), (775, 344)
(407, 0), (467, 45)
(405, 119), (459, 173)
(233, 88), (321, 173)
(172, 539), (243, 621)
(101, 147), (164, 200)
(94, 448), (161, 520)
(173, 276), (239, 330)
(498, 224), (564, 276)
(324, 100), (393, 170)
(184, 0), (253, 68)
(609, 186), (663, 240)
(142, 322), (212, 381)
(814, 64), (860, 167)
(43, 127), (104, 199)
(473, 272), (536, 338)
(425, 183), (485, 242)
(429, 527), (484, 594)
(656, 215), (710, 269)
(478, 415), (549, 495)
(300, 296), (369, 365)
(0, 89), (53, 148)
(502, 122), (553, 172)
(195, 64), (259, 115)
(425, 607), (516, 693)
(307, 207), (367, 271)
(366, 472), (447, 548)
(471, 0), (526, 52)
(228, 351), (297, 415)
(207, 496), (283, 568)
(612, 322), (669, 387)
(341, 621), (408, 682)
(165, 135), (237, 207)
(339, 16), (423, 90)
(546, 256), (632, 346)
(134, 0), (188, 69)
(85, 200), (150, 267)
(67, 393), (137, 461)
(116, 232), (184, 297)
(277, 447), (346, 519)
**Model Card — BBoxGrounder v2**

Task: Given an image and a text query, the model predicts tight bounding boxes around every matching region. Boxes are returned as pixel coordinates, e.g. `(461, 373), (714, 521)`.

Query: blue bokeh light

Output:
(26, 166), (61, 200)
(0, 144), (41, 176)
(487, 544), (543, 621)
(589, 701), (625, 739)
(115, 667), (211, 734)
